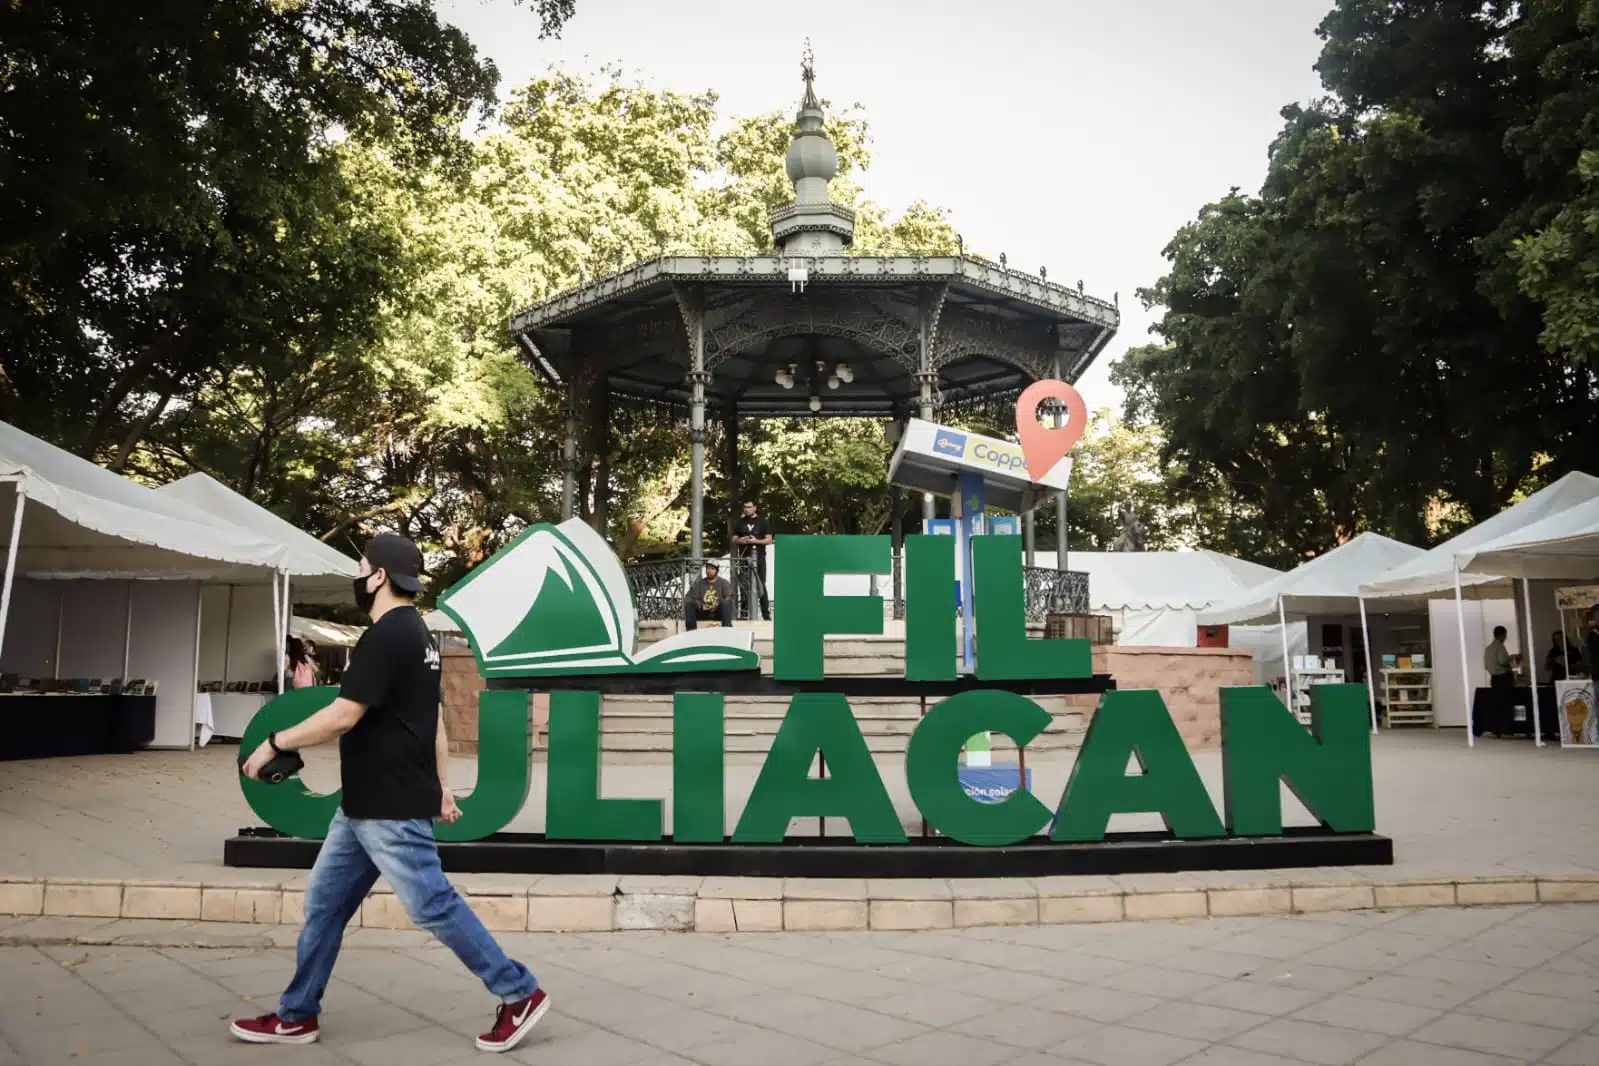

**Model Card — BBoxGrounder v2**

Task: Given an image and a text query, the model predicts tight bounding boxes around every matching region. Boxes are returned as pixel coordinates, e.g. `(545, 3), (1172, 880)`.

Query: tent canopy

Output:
(290, 615), (364, 648)
(1451, 491), (1599, 581)
(156, 472), (356, 596)
(1359, 471), (1599, 604)
(1027, 550), (1280, 610)
(0, 420), (288, 581)
(1198, 532), (1425, 625)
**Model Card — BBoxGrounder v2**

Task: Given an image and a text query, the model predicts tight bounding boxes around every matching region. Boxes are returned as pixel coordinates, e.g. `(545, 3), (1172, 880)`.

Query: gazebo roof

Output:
(506, 56), (1118, 418)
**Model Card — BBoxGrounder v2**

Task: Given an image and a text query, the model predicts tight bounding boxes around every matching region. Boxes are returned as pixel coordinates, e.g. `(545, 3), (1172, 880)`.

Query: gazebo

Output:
(507, 53), (1118, 619)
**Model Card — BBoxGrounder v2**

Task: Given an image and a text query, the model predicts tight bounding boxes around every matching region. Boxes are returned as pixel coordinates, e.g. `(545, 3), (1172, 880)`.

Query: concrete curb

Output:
(3, 873), (1596, 934)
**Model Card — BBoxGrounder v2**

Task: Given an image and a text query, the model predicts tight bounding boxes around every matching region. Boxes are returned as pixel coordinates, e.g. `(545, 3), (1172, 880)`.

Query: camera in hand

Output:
(239, 747), (304, 784)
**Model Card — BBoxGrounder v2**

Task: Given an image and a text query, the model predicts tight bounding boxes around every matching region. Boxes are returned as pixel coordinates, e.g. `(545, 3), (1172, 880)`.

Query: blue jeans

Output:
(279, 811), (537, 1021)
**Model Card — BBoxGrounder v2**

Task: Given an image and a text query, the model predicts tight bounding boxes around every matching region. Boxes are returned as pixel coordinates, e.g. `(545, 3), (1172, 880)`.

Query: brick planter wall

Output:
(1092, 645), (1255, 750)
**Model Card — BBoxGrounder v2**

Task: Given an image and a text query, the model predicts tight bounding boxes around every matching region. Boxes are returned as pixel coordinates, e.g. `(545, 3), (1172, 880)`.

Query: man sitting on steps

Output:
(684, 561), (733, 630)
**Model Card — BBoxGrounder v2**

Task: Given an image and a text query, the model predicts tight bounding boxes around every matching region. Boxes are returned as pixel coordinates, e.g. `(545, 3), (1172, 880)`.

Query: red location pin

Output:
(1016, 380), (1088, 482)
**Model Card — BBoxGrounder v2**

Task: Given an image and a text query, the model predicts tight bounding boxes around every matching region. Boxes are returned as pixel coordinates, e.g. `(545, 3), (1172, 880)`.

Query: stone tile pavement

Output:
(2, 731), (1596, 884)
(1, 904), (1597, 1065)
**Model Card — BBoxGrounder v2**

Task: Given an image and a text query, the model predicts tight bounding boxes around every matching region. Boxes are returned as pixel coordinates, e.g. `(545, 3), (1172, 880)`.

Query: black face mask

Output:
(352, 574), (381, 613)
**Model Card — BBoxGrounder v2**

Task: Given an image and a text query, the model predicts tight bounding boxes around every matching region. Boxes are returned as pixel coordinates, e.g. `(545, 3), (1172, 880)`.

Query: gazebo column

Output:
(1054, 354), (1069, 571)
(589, 384), (612, 536)
(560, 380), (579, 521)
(724, 408), (740, 545)
(917, 291), (939, 525)
(1024, 509), (1036, 568)
(687, 300), (709, 560)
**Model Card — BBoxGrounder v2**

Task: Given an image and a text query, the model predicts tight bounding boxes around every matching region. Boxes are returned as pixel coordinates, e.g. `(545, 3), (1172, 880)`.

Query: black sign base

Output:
(224, 827), (1392, 878)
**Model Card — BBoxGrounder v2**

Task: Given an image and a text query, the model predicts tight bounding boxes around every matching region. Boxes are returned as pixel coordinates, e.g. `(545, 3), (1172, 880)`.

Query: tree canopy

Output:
(1117, 0), (1599, 565)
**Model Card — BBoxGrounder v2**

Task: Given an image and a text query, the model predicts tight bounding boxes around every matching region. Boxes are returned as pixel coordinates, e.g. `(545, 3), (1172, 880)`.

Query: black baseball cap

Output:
(363, 534), (425, 595)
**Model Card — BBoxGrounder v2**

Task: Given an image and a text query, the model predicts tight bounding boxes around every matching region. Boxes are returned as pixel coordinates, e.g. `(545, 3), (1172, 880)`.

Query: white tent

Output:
(1452, 493), (1599, 581)
(1198, 534), (1424, 625)
(290, 615), (364, 649)
(1028, 550), (1281, 646)
(0, 420), (354, 749)
(155, 472), (357, 598)
(0, 421), (286, 580)
(1197, 533), (1425, 732)
(1359, 470), (1599, 748)
(1360, 471), (1599, 603)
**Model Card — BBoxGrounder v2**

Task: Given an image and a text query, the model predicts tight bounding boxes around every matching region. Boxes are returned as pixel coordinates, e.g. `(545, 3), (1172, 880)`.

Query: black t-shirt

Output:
(338, 605), (443, 820)
(735, 515), (772, 560)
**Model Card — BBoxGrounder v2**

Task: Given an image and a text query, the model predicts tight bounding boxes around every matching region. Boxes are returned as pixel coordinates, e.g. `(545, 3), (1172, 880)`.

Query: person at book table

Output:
(1546, 629), (1581, 682)
(732, 499), (773, 621)
(684, 560), (734, 630)
(232, 533), (549, 1054)
(1484, 625), (1515, 691)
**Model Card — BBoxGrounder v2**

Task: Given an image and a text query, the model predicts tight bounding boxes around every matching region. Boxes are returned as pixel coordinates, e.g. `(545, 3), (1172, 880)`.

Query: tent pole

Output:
(221, 586), (234, 687)
(272, 570), (283, 695)
(1278, 596), (1293, 716)
(122, 582), (133, 680)
(1522, 577), (1543, 747)
(1358, 596), (1378, 734)
(0, 485), (25, 664)
(52, 585), (63, 679)
(189, 582), (202, 752)
(1455, 563), (1474, 748)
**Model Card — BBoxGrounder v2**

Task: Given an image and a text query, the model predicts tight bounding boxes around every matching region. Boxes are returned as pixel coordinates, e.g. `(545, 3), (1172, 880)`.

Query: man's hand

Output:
(241, 740), (275, 781)
(439, 791), (463, 824)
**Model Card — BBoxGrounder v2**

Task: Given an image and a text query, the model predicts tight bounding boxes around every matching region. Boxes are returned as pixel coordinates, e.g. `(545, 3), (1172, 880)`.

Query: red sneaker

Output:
(229, 1013), (320, 1045)
(475, 989), (549, 1053)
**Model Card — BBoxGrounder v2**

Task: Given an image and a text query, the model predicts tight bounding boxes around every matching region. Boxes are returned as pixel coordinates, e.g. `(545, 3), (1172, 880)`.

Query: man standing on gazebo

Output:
(732, 500), (773, 621)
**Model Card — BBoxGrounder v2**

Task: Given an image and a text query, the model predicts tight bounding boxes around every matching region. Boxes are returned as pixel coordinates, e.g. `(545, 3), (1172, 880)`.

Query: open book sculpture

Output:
(438, 518), (758, 678)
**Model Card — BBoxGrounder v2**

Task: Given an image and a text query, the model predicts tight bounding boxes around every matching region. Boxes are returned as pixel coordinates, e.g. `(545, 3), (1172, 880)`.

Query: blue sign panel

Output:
(932, 428), (967, 458)
(958, 766), (1033, 804)
(987, 515), (1021, 538)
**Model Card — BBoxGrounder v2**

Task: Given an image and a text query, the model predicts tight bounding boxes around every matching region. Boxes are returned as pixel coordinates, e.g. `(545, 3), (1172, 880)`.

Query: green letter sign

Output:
(906, 691), (1054, 845)
(1220, 683), (1374, 835)
(1053, 690), (1225, 841)
(733, 693), (906, 843)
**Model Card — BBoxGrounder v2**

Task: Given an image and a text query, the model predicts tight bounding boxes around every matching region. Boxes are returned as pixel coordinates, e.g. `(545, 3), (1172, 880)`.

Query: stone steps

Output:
(543, 694), (1089, 755)
(536, 627), (1094, 756)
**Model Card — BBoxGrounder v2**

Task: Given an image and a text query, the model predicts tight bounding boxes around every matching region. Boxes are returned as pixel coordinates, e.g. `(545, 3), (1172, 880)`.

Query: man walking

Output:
(732, 500), (772, 621)
(232, 534), (548, 1054)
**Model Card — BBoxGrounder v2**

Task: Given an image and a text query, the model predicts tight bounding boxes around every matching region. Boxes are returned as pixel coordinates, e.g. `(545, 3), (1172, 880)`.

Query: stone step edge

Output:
(2, 875), (1593, 935)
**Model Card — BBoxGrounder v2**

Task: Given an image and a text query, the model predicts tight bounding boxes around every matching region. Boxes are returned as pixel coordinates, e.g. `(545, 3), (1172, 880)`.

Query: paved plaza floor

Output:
(1, 904), (1597, 1065)
(0, 730), (1594, 885)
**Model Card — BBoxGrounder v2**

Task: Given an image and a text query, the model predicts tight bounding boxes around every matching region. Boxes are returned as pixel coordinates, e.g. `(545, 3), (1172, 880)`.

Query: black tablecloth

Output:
(1471, 685), (1559, 737)
(0, 695), (157, 760)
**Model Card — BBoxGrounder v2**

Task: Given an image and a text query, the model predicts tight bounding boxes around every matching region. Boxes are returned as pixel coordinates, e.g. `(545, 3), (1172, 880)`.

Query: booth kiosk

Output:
(886, 388), (1079, 802)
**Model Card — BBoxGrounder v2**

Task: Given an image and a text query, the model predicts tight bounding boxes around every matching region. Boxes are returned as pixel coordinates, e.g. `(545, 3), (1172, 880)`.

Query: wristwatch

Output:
(268, 731), (286, 754)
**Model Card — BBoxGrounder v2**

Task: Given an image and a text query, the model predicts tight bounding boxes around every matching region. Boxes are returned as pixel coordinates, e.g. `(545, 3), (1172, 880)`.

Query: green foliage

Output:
(1119, 0), (1599, 563)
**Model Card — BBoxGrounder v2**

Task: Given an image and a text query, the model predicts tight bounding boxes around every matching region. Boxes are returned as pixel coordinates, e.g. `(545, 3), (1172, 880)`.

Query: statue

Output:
(1110, 503), (1147, 552)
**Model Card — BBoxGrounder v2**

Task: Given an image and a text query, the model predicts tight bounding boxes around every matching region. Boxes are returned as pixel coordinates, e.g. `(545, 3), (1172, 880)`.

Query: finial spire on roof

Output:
(771, 41), (854, 254)
(801, 39), (819, 110)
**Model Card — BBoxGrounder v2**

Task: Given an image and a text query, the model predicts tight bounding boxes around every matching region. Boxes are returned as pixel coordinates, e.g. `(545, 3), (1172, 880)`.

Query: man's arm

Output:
(435, 706), (451, 791)
(276, 697), (367, 750)
(240, 696), (366, 779)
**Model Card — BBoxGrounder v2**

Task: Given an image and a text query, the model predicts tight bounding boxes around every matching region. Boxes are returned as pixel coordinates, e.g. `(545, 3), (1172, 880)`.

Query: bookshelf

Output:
(1290, 666), (1346, 726)
(1383, 667), (1434, 726)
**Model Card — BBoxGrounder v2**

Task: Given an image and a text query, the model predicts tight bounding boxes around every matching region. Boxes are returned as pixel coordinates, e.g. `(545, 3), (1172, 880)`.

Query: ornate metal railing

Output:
(625, 555), (1089, 623)
(1022, 566), (1091, 618)
(626, 557), (767, 622)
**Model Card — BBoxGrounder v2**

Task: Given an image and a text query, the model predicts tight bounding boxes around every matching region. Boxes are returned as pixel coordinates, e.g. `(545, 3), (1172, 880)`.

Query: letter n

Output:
(1220, 684), (1374, 836)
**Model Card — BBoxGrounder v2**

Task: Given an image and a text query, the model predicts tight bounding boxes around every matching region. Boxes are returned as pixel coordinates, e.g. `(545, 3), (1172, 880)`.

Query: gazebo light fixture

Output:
(836, 362), (854, 383)
(808, 395), (821, 413)
(827, 374), (840, 390)
(775, 365), (795, 389)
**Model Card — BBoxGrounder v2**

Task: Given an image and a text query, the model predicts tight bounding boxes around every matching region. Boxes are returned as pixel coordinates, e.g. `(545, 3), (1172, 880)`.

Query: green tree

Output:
(1121, 0), (1599, 561)
(0, 0), (576, 466)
